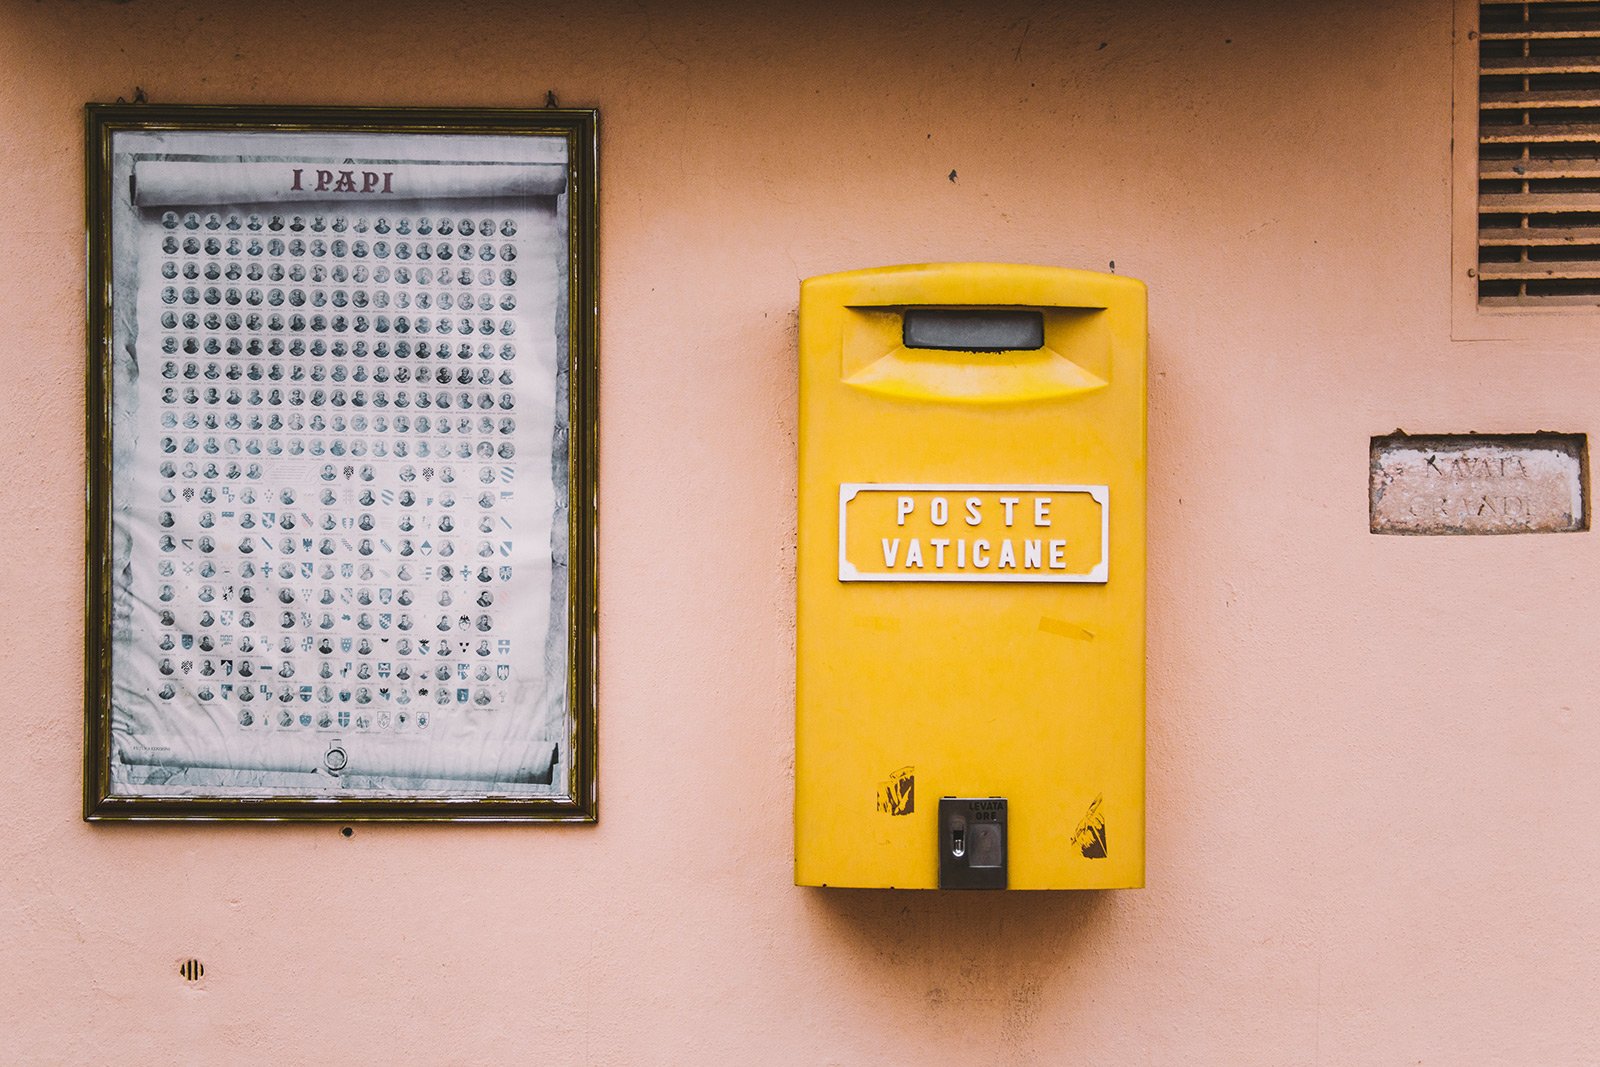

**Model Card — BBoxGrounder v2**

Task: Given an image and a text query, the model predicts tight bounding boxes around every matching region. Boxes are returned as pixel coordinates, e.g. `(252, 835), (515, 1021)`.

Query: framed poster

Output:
(84, 105), (597, 820)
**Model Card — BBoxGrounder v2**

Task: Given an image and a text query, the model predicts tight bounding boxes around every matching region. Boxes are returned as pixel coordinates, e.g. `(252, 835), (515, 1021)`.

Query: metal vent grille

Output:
(1478, 0), (1600, 308)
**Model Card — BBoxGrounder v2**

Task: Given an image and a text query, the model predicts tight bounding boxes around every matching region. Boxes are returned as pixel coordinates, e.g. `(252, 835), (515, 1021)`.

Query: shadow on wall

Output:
(800, 886), (1119, 1019)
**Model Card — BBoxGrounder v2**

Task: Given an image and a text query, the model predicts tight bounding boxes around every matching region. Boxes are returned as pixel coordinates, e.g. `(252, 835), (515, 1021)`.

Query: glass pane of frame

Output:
(84, 105), (597, 821)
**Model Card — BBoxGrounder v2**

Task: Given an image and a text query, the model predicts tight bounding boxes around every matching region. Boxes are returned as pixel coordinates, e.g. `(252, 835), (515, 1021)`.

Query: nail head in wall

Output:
(341, 826), (354, 838)
(1370, 432), (1589, 534)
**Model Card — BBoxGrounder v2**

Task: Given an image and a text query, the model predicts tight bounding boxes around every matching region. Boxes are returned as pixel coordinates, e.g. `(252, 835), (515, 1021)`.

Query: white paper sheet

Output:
(105, 130), (573, 796)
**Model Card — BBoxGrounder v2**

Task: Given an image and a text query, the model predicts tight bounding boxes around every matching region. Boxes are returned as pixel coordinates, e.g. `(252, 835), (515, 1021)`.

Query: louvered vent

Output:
(1479, 0), (1600, 308)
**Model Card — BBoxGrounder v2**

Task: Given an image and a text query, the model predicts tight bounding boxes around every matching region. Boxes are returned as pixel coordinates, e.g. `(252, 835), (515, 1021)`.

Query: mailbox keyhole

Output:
(951, 827), (966, 858)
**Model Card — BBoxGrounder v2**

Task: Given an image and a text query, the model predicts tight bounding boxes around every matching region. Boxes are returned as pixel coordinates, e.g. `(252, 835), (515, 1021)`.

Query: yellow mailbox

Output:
(795, 263), (1146, 890)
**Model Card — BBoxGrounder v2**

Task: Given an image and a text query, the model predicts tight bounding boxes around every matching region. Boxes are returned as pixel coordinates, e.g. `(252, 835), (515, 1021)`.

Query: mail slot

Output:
(794, 263), (1146, 890)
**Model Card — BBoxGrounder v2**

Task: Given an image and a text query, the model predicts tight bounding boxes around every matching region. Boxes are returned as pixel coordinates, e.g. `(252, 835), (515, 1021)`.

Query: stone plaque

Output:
(1370, 433), (1588, 535)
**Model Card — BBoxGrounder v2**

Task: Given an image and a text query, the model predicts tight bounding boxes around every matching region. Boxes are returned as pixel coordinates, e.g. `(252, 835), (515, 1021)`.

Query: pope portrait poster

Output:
(84, 105), (597, 820)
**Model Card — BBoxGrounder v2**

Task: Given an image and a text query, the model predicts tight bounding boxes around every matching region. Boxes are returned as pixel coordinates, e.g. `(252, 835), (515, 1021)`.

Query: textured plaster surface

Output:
(2, 0), (1599, 1063)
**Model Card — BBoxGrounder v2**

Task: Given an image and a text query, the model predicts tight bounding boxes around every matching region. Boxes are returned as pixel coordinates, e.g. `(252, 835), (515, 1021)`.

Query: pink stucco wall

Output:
(3, 1), (1598, 1062)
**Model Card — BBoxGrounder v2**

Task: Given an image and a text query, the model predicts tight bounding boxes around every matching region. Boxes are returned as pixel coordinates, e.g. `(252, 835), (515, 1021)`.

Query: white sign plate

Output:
(838, 483), (1109, 583)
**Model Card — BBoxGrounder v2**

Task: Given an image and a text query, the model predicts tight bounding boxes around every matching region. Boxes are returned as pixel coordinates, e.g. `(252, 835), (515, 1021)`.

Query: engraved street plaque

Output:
(1370, 433), (1588, 535)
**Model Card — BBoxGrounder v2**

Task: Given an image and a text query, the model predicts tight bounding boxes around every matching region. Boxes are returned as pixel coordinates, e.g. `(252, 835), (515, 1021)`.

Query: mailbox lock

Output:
(939, 797), (1007, 890)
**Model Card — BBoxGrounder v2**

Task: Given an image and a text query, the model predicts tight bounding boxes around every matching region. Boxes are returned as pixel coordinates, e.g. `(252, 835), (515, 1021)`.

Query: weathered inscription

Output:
(1370, 433), (1588, 535)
